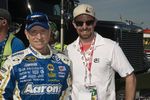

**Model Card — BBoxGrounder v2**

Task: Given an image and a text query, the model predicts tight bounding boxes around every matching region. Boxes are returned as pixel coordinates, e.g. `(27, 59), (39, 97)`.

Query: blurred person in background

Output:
(49, 21), (67, 52)
(0, 8), (25, 68)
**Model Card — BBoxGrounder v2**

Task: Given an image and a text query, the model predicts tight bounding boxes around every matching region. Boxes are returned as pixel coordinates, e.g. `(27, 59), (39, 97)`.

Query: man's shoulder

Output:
(103, 37), (117, 45)
(67, 39), (78, 49)
(7, 49), (29, 64)
(1, 49), (27, 73)
(11, 49), (25, 57)
(55, 52), (72, 66)
(96, 32), (117, 45)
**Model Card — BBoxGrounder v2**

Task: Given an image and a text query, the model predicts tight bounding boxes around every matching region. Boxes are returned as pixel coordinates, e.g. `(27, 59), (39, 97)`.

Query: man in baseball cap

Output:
(0, 12), (72, 100)
(67, 4), (136, 100)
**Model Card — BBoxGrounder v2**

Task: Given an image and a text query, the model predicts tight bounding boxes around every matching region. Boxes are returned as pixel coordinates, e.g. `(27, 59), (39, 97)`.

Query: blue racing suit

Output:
(0, 46), (72, 100)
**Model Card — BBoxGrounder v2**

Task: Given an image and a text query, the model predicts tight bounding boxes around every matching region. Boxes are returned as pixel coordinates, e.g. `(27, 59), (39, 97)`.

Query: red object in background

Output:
(144, 49), (150, 53)
(144, 29), (150, 33)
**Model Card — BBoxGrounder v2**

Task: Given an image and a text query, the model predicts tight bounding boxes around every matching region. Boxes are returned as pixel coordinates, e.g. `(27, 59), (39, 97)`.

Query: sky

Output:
(79, 0), (150, 29)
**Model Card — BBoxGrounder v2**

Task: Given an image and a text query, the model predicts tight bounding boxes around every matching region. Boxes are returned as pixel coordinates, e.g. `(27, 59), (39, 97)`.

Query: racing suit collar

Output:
(29, 45), (52, 59)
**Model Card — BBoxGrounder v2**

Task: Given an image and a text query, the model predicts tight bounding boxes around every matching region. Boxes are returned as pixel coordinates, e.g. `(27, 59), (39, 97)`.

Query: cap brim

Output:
(26, 22), (49, 30)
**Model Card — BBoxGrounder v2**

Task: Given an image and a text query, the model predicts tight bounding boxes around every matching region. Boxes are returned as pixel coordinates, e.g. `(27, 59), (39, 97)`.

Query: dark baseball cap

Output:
(0, 8), (11, 24)
(25, 12), (50, 31)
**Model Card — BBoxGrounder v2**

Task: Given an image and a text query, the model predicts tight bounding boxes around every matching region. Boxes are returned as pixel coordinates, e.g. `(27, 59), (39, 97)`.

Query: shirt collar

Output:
(73, 32), (105, 49)
(28, 45), (52, 59)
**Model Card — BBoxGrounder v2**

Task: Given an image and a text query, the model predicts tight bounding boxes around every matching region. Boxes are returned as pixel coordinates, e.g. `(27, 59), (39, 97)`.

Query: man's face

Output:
(73, 14), (96, 40)
(25, 26), (51, 51)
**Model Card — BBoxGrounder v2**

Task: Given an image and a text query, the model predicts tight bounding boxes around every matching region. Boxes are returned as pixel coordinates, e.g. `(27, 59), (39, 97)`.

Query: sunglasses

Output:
(26, 15), (48, 25)
(74, 20), (95, 27)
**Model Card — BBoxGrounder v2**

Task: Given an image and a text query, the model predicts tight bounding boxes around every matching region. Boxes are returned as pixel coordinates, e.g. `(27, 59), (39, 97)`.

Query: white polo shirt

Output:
(67, 32), (134, 100)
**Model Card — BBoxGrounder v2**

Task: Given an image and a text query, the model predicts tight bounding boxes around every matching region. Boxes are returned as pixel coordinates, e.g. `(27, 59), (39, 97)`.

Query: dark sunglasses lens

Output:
(75, 20), (94, 26)
(86, 20), (94, 26)
(75, 21), (84, 26)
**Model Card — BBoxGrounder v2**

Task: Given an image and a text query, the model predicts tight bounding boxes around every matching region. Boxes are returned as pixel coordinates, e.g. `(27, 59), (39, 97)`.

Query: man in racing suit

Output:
(0, 12), (72, 100)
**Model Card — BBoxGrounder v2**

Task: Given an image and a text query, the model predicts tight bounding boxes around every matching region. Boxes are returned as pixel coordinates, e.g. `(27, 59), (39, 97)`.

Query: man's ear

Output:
(93, 20), (97, 27)
(72, 20), (77, 28)
(24, 30), (29, 40)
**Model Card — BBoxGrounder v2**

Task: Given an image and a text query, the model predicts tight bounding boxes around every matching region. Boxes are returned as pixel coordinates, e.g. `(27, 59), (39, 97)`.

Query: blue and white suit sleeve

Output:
(0, 57), (16, 100)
